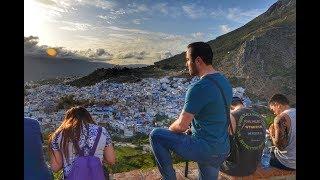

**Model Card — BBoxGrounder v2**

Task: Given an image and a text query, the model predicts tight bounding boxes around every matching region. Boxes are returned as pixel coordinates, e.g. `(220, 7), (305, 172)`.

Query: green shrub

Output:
(53, 170), (63, 180)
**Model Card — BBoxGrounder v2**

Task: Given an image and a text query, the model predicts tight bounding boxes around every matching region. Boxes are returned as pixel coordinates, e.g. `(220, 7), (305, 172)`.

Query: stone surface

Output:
(112, 162), (296, 180)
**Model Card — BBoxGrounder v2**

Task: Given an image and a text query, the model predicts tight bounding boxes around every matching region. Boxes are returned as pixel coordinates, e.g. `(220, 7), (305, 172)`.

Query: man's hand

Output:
(169, 111), (194, 133)
(184, 128), (192, 135)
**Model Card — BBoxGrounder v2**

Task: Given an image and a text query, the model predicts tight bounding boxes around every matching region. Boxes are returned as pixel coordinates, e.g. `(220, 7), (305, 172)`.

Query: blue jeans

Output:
(149, 128), (228, 180)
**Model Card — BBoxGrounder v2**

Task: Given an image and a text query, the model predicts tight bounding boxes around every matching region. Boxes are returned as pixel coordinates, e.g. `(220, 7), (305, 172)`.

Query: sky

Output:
(24, 0), (277, 65)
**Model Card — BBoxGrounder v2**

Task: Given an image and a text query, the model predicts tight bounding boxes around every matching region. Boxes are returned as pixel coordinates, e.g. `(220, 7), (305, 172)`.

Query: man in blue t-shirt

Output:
(24, 117), (53, 180)
(150, 42), (232, 180)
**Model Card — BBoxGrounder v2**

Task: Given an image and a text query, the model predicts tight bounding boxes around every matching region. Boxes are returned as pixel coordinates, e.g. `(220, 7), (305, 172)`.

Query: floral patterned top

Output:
(51, 123), (112, 178)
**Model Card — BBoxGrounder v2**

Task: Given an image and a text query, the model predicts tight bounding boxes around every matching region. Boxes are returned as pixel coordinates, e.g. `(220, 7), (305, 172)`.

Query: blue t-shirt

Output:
(183, 73), (232, 154)
(24, 117), (52, 180)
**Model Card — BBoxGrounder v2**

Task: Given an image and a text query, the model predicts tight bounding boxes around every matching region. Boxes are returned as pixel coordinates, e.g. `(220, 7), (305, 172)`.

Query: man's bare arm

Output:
(228, 114), (236, 135)
(271, 114), (290, 150)
(169, 110), (194, 133)
(269, 123), (275, 138)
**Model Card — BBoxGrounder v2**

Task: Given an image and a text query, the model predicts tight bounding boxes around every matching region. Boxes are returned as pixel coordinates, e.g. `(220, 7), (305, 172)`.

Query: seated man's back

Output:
(221, 99), (266, 176)
(24, 117), (52, 180)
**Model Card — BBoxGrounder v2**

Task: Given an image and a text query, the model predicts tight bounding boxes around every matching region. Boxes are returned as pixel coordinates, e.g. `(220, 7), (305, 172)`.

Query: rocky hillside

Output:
(155, 0), (296, 103)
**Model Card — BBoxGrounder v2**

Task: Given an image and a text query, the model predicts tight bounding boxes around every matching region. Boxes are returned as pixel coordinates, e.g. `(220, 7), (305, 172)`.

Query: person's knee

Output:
(149, 128), (162, 141)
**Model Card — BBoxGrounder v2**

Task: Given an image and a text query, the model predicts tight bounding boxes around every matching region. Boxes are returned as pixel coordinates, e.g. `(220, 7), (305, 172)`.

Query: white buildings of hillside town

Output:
(24, 76), (253, 136)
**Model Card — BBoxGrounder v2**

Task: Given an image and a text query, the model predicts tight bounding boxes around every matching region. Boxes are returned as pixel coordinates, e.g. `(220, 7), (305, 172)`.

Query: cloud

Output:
(54, 47), (79, 58)
(24, 36), (114, 61)
(26, 19), (223, 64)
(97, 15), (109, 21)
(137, 4), (148, 12)
(76, 35), (104, 43)
(97, 15), (118, 24)
(25, 29), (204, 64)
(35, 0), (56, 5)
(107, 33), (135, 40)
(97, 15), (116, 20)
(116, 51), (149, 60)
(210, 8), (224, 18)
(127, 3), (149, 14)
(99, 27), (210, 61)
(219, 25), (231, 34)
(209, 7), (265, 24)
(149, 51), (173, 61)
(160, 51), (173, 59)
(59, 27), (78, 31)
(24, 36), (74, 57)
(226, 8), (264, 23)
(33, 0), (78, 18)
(93, 0), (115, 10)
(96, 9), (125, 24)
(191, 32), (205, 39)
(33, 0), (115, 20)
(95, 48), (107, 56)
(24, 36), (39, 49)
(110, 8), (126, 15)
(77, 48), (113, 60)
(153, 3), (168, 15)
(207, 33), (216, 40)
(182, 4), (205, 19)
(132, 19), (141, 24)
(161, 34), (183, 41)
(151, 3), (181, 18)
(73, 0), (115, 10)
(106, 26), (150, 35)
(60, 21), (92, 31)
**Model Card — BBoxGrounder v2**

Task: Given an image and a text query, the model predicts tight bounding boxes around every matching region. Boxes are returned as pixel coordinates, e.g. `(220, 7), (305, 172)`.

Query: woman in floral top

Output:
(48, 106), (116, 178)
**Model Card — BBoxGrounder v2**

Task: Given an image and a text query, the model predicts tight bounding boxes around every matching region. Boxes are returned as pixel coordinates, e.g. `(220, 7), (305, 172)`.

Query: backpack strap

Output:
(89, 126), (102, 156)
(206, 76), (234, 134)
(78, 124), (90, 156)
(207, 76), (240, 163)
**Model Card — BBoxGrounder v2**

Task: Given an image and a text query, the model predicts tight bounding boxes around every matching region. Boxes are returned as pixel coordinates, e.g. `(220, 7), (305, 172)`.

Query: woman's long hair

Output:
(49, 106), (96, 162)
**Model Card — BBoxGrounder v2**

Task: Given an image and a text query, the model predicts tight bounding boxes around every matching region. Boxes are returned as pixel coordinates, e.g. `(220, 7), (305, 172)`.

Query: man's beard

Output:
(189, 62), (198, 76)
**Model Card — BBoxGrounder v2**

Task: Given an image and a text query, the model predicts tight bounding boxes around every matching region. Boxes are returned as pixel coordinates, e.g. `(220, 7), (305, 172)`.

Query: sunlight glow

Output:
(46, 48), (58, 57)
(24, 0), (46, 37)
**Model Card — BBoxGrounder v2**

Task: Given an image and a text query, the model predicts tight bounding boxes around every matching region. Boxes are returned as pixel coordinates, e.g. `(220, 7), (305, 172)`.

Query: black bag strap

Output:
(206, 76), (234, 134)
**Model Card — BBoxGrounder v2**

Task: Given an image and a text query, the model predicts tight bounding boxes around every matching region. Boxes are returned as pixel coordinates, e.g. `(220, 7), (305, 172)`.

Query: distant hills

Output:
(64, 0), (296, 103)
(24, 55), (114, 82)
(24, 55), (149, 82)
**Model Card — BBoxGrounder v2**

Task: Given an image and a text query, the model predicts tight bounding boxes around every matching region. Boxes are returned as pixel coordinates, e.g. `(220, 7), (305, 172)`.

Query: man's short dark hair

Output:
(268, 94), (289, 105)
(187, 42), (213, 65)
(231, 96), (243, 106)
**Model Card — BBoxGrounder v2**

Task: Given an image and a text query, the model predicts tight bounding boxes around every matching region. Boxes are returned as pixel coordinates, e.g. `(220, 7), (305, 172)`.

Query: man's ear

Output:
(195, 56), (203, 65)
